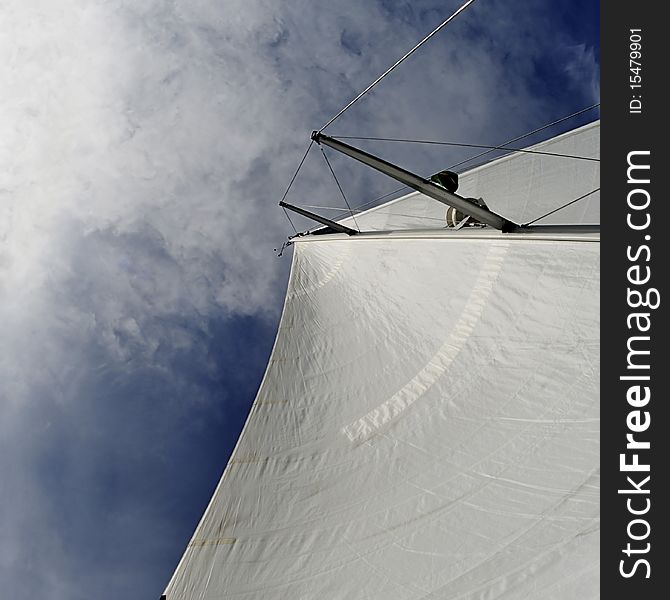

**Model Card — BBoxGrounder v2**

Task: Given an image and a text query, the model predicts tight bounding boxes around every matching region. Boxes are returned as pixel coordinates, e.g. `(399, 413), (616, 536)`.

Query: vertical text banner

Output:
(602, 2), (667, 596)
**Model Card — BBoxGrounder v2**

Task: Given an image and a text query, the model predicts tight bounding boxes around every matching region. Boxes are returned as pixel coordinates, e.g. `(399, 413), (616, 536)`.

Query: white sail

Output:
(163, 122), (599, 599)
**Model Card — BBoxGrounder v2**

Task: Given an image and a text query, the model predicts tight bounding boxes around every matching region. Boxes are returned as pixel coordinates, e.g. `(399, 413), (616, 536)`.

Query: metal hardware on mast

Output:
(279, 201), (359, 236)
(311, 131), (517, 232)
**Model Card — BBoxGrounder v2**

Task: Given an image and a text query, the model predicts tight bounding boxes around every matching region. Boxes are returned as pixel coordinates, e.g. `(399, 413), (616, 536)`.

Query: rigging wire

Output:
(330, 136), (599, 162)
(320, 147), (361, 231)
(318, 0), (478, 132)
(281, 206), (299, 235)
(348, 184), (411, 213)
(278, 140), (315, 234)
(523, 188), (600, 226)
(448, 103), (600, 170)
(302, 191), (405, 213)
(302, 204), (357, 211)
(319, 107), (600, 223)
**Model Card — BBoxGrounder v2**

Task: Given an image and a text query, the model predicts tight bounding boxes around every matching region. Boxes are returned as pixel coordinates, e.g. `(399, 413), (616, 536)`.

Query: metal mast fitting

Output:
(278, 201), (359, 236)
(311, 131), (516, 232)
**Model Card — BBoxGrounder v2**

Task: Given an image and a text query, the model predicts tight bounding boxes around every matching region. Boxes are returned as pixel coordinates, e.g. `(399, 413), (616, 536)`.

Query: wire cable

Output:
(523, 188), (600, 225)
(323, 107), (601, 222)
(285, 106), (600, 235)
(331, 136), (599, 162)
(281, 206), (298, 234)
(318, 0), (478, 132)
(278, 140), (315, 234)
(350, 184), (411, 212)
(320, 147), (361, 231)
(448, 103), (600, 170)
(279, 141), (314, 204)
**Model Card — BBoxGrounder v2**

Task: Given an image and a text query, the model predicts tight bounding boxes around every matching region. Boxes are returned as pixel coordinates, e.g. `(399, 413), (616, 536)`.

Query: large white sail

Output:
(163, 122), (599, 599)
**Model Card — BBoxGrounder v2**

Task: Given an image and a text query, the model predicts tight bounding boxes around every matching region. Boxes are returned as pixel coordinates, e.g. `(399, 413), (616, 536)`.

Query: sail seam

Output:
(342, 243), (509, 443)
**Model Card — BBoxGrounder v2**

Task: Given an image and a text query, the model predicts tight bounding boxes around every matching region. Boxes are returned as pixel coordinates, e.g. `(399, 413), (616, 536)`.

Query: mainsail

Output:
(162, 121), (599, 599)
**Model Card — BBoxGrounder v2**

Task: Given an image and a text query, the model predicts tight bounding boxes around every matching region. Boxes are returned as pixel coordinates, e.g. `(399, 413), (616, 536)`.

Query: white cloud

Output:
(563, 42), (601, 104)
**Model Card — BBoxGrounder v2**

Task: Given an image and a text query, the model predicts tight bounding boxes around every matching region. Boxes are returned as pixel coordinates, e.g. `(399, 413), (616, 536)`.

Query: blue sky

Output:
(0, 2), (598, 598)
